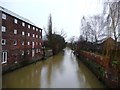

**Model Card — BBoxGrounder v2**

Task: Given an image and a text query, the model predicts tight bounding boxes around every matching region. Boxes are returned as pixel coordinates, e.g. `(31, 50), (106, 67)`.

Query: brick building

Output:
(0, 6), (43, 72)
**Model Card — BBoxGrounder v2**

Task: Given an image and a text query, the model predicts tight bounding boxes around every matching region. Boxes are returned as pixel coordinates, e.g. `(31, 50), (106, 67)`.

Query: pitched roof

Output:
(103, 37), (115, 43)
(0, 6), (36, 26)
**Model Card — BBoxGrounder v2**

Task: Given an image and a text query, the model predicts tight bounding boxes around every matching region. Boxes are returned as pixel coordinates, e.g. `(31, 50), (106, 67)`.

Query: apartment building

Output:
(0, 6), (43, 72)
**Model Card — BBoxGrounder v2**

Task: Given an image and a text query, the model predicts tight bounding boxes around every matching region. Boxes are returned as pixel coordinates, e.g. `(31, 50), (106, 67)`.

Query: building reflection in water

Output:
(3, 52), (65, 88)
(3, 48), (105, 88)
(3, 61), (42, 88)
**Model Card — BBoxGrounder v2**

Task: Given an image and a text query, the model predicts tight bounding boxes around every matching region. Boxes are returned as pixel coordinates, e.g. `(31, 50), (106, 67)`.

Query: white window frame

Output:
(36, 49), (38, 53)
(1, 26), (6, 32)
(39, 49), (41, 52)
(32, 42), (34, 48)
(22, 31), (25, 35)
(36, 42), (38, 45)
(28, 41), (30, 45)
(39, 43), (41, 45)
(28, 33), (30, 37)
(33, 34), (35, 37)
(28, 50), (30, 55)
(36, 28), (38, 31)
(39, 35), (41, 38)
(22, 41), (24, 45)
(33, 27), (35, 30)
(13, 41), (17, 45)
(2, 52), (7, 64)
(36, 35), (38, 38)
(2, 13), (6, 20)
(32, 50), (35, 57)
(1, 39), (6, 45)
(28, 25), (30, 29)
(14, 19), (18, 24)
(22, 22), (25, 27)
(22, 51), (24, 56)
(14, 29), (17, 34)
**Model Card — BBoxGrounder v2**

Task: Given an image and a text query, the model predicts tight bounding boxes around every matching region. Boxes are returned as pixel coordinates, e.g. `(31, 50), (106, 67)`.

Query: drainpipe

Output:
(0, 10), (2, 90)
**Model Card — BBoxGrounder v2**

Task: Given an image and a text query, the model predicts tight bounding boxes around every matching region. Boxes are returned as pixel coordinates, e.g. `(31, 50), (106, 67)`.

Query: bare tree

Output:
(88, 14), (108, 44)
(81, 15), (106, 43)
(107, 1), (120, 51)
(69, 36), (75, 50)
(60, 29), (67, 39)
(81, 16), (92, 42)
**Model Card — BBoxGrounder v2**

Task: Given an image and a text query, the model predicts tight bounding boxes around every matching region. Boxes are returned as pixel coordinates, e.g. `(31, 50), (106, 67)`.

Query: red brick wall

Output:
(80, 51), (110, 69)
(2, 12), (43, 67)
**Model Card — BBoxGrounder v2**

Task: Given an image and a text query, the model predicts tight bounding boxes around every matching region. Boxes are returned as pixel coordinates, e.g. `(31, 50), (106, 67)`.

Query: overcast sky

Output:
(0, 0), (104, 41)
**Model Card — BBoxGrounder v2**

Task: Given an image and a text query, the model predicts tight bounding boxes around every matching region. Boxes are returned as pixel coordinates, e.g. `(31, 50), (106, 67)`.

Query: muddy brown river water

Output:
(2, 48), (105, 88)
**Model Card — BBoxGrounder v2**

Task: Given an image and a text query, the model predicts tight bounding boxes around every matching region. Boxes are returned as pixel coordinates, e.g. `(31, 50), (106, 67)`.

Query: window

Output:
(28, 33), (30, 37)
(22, 41), (24, 45)
(36, 49), (38, 53)
(39, 43), (41, 45)
(1, 39), (6, 45)
(39, 30), (41, 32)
(22, 51), (24, 56)
(14, 19), (17, 24)
(33, 34), (35, 37)
(22, 31), (25, 35)
(32, 42), (34, 48)
(33, 27), (35, 30)
(13, 41), (17, 45)
(39, 35), (41, 38)
(27, 50), (30, 55)
(14, 29), (17, 34)
(36, 42), (38, 45)
(36, 35), (38, 38)
(39, 49), (41, 52)
(28, 41), (30, 45)
(28, 25), (30, 29)
(22, 22), (25, 27)
(1, 26), (6, 32)
(2, 52), (7, 64)
(36, 28), (38, 31)
(32, 50), (35, 57)
(2, 13), (6, 20)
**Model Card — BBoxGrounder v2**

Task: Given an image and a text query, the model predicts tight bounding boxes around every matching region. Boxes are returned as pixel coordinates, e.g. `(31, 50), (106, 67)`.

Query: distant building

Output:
(0, 6), (43, 72)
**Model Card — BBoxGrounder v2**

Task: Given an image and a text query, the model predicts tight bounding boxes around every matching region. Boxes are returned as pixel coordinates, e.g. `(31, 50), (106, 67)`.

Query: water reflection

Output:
(76, 60), (105, 88)
(2, 48), (105, 88)
(40, 52), (64, 88)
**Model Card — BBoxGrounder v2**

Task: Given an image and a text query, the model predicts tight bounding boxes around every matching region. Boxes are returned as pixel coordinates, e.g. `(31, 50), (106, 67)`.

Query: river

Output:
(2, 47), (105, 88)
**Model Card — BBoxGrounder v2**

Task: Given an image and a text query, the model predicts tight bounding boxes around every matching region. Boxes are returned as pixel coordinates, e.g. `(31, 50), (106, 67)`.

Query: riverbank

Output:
(74, 50), (118, 88)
